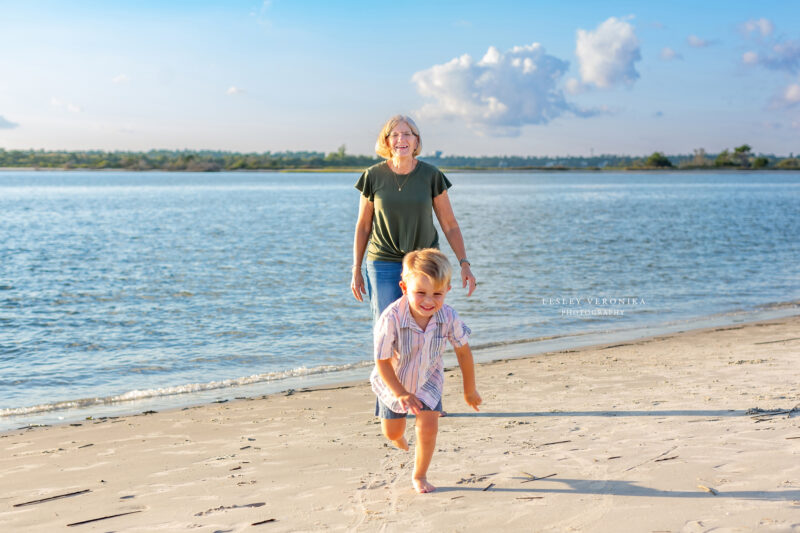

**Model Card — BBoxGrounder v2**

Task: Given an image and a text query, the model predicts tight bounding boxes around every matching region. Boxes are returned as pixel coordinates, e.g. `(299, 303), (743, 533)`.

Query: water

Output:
(1, 170), (799, 429)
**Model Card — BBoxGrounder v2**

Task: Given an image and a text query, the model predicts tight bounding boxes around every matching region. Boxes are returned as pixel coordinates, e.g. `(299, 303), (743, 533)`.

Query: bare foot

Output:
(412, 477), (436, 494)
(391, 437), (409, 451)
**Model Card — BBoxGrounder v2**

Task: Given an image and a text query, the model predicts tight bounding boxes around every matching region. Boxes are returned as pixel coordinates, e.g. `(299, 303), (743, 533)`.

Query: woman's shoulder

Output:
(416, 160), (451, 194)
(357, 162), (389, 192)
(365, 161), (389, 174)
(415, 160), (441, 174)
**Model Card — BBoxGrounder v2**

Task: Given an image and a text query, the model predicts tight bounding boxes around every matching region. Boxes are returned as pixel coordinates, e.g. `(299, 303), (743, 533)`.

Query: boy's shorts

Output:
(375, 397), (443, 419)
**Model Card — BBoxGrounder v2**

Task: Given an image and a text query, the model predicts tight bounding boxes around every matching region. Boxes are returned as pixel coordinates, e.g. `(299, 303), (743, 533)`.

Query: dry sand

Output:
(1, 316), (799, 532)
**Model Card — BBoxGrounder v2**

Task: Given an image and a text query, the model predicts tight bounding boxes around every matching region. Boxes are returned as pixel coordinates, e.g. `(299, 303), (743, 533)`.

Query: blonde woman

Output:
(351, 115), (476, 324)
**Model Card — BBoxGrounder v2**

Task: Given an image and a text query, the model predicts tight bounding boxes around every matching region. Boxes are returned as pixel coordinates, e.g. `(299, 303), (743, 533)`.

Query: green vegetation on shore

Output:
(1, 144), (797, 172)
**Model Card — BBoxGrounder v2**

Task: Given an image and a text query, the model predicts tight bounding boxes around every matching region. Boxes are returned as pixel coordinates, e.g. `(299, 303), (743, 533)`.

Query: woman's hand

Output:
(351, 267), (366, 302)
(462, 263), (477, 296)
(464, 389), (482, 411)
(352, 195), (373, 302)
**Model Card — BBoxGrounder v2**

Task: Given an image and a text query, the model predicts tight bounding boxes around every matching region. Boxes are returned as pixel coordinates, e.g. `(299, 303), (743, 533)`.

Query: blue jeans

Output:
(365, 260), (403, 324)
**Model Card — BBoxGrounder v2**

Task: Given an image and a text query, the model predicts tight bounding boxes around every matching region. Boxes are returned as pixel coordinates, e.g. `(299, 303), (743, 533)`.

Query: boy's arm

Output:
(375, 358), (423, 415)
(453, 343), (482, 411)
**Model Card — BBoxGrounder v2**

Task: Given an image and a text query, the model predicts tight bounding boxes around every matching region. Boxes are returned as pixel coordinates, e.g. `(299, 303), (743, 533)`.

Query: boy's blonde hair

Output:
(375, 115), (422, 159)
(402, 248), (452, 288)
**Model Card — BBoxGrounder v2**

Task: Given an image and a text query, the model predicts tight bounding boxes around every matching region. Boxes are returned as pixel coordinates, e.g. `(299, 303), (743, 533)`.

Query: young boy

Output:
(370, 248), (482, 494)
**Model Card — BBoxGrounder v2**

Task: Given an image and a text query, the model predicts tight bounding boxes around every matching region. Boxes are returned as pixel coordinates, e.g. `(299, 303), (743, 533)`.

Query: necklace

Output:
(389, 161), (413, 191)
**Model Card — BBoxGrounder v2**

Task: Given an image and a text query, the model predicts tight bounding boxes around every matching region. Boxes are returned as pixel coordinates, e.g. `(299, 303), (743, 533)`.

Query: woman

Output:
(351, 115), (476, 323)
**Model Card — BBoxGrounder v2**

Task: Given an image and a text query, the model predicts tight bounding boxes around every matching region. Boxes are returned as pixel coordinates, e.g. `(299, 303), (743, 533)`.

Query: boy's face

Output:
(399, 273), (450, 322)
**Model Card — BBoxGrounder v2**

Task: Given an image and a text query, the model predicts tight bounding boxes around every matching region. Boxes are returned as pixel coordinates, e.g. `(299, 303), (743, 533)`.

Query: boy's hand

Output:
(464, 389), (482, 411)
(397, 393), (423, 415)
(464, 390), (482, 411)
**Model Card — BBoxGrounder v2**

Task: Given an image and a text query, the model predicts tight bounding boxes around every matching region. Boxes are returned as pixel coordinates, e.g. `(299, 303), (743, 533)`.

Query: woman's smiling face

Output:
(387, 122), (418, 158)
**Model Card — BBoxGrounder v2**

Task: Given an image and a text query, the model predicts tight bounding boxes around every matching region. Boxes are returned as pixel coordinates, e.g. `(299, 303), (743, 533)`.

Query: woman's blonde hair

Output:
(375, 115), (422, 159)
(402, 248), (452, 288)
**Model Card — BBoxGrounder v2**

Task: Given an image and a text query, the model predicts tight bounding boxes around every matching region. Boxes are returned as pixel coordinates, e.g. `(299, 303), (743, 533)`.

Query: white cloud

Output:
(565, 77), (585, 95)
(770, 82), (800, 109)
(51, 97), (82, 113)
(412, 43), (593, 136)
(226, 86), (245, 95)
(743, 38), (800, 73)
(742, 51), (759, 64)
(764, 40), (800, 73)
(112, 74), (131, 84)
(575, 17), (641, 88)
(687, 35), (711, 48)
(783, 83), (800, 105)
(742, 18), (774, 38)
(250, 0), (272, 28)
(738, 21), (800, 74)
(0, 115), (19, 129)
(660, 47), (682, 61)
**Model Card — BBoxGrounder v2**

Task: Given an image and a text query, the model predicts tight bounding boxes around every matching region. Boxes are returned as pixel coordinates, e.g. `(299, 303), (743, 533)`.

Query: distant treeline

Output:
(1, 144), (798, 171)
(0, 146), (381, 172)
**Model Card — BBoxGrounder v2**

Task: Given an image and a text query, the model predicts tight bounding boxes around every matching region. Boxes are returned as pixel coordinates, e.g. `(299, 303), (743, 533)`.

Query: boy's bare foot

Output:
(391, 437), (409, 451)
(412, 477), (436, 493)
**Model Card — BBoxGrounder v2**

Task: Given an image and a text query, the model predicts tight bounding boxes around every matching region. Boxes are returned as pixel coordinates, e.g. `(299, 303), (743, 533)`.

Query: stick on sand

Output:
(66, 510), (143, 527)
(13, 489), (91, 508)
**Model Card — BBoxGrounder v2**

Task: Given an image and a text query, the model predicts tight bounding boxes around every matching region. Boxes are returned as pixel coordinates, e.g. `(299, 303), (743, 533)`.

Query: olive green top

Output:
(355, 160), (452, 262)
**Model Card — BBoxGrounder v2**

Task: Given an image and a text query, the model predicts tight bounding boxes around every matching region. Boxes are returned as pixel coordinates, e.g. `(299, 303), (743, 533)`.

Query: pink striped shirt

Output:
(369, 295), (471, 414)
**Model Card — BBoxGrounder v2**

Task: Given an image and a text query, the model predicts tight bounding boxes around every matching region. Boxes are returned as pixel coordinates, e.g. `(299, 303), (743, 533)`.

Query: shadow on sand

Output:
(433, 478), (800, 501)
(443, 410), (753, 418)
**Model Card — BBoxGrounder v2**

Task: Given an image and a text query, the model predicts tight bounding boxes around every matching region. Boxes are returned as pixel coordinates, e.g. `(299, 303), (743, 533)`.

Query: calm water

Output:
(1, 170), (799, 427)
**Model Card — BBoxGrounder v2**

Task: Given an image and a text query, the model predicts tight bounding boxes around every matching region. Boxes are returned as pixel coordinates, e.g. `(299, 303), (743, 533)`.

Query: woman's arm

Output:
(351, 195), (374, 302)
(433, 190), (477, 296)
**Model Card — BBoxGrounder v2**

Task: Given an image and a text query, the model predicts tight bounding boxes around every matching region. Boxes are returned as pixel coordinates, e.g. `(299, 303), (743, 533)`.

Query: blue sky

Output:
(1, 0), (799, 156)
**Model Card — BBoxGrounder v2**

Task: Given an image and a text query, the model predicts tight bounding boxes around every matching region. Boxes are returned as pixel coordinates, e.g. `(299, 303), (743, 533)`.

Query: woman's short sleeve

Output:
(355, 169), (374, 201)
(431, 168), (453, 198)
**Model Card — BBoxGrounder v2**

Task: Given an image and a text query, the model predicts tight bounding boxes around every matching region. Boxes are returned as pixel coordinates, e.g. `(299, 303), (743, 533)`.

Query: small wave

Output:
(753, 300), (800, 311)
(469, 300), (800, 353)
(0, 360), (373, 418)
(469, 331), (595, 351)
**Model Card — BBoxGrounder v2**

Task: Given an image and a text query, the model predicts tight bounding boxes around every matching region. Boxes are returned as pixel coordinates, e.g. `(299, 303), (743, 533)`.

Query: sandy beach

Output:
(1, 315), (798, 532)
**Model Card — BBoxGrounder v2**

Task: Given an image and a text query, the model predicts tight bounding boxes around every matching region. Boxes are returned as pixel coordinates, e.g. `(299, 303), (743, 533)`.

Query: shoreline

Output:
(3, 166), (800, 174)
(2, 314), (798, 531)
(3, 302), (798, 433)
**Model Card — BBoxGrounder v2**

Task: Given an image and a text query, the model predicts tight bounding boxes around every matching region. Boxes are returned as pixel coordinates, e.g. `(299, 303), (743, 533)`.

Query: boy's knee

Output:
(383, 427), (404, 441)
(415, 413), (439, 438)
(382, 420), (406, 441)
